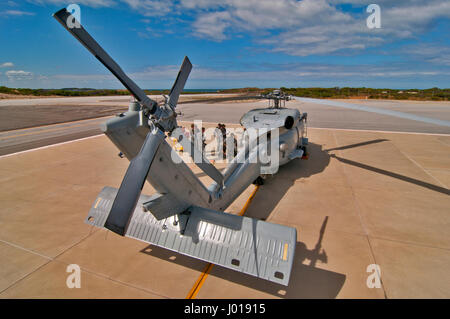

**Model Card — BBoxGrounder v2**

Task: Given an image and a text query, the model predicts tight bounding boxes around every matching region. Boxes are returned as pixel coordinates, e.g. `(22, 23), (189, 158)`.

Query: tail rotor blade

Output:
(53, 8), (157, 113)
(168, 56), (192, 109)
(104, 129), (165, 235)
(293, 96), (450, 128)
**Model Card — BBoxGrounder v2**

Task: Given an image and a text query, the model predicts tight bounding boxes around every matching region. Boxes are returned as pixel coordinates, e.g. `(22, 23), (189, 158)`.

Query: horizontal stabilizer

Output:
(86, 187), (297, 285)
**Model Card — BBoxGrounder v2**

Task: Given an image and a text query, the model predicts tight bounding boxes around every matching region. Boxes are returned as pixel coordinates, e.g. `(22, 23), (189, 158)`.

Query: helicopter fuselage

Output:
(240, 107), (308, 167)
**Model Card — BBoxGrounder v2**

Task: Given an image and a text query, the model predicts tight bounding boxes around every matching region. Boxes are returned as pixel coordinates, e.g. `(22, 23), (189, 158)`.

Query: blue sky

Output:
(0, 0), (449, 89)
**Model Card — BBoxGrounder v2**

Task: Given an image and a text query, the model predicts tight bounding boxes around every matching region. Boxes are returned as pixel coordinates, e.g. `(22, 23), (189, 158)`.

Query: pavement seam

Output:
(269, 217), (369, 238)
(0, 259), (53, 295)
(0, 228), (96, 295)
(50, 258), (171, 299)
(49, 224), (174, 298)
(262, 215), (450, 252)
(331, 130), (388, 299)
(390, 142), (448, 189)
(0, 238), (53, 260)
(436, 138), (450, 147)
(368, 235), (450, 252)
(41, 223), (172, 298)
(0, 239), (54, 296)
(0, 228), (169, 298)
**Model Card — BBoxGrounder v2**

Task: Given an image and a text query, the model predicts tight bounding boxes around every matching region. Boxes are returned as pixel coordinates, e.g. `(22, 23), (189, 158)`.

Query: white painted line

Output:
(179, 120), (450, 136)
(0, 134), (104, 159)
(294, 96), (450, 127)
(1, 123), (448, 159)
(0, 116), (111, 135)
(310, 127), (450, 136)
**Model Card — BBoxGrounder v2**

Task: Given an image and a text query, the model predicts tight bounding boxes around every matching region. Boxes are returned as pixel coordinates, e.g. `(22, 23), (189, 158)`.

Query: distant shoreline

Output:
(0, 86), (448, 101)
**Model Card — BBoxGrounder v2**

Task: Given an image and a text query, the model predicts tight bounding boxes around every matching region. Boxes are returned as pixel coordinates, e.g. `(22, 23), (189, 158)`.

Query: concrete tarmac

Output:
(0, 123), (449, 298)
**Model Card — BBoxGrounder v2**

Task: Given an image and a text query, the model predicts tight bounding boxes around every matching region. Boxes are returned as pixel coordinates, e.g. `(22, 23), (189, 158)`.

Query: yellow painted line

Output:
(237, 185), (260, 217)
(186, 185), (260, 299)
(185, 263), (214, 300)
(94, 197), (102, 209)
(282, 243), (288, 261)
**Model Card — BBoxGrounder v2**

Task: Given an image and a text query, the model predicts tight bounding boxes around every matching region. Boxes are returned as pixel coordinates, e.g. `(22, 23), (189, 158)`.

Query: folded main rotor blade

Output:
(168, 56), (192, 109)
(104, 129), (165, 235)
(53, 8), (157, 113)
(293, 97), (450, 127)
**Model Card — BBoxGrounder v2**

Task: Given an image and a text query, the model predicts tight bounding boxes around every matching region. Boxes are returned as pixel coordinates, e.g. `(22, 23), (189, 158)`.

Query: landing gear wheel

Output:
(252, 176), (265, 186)
(300, 146), (309, 160)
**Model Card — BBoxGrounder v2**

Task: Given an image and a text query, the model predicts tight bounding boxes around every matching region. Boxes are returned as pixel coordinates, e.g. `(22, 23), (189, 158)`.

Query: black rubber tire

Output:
(252, 176), (265, 186)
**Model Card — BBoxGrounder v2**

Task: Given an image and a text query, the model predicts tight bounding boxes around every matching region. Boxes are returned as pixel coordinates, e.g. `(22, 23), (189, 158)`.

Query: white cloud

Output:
(115, 62), (450, 82)
(120, 0), (173, 16)
(6, 70), (34, 80)
(192, 11), (231, 41)
(0, 10), (35, 16)
(181, 0), (450, 56)
(18, 60), (449, 89)
(29, 0), (450, 56)
(0, 62), (14, 68)
(174, 0), (450, 56)
(28, 0), (116, 7)
(187, 0), (352, 42)
(400, 43), (450, 67)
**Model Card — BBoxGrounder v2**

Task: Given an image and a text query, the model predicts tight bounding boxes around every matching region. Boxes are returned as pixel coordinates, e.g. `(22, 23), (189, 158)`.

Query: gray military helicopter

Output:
(241, 89), (309, 169)
(53, 8), (450, 287)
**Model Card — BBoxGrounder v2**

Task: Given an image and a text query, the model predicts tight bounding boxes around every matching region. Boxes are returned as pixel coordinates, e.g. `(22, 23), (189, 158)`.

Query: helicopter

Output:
(53, 8), (450, 286)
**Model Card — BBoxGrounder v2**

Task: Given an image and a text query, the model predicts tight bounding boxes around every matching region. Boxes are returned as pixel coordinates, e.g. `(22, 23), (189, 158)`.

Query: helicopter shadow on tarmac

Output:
(141, 142), (348, 298)
(130, 135), (447, 297)
(139, 136), (447, 298)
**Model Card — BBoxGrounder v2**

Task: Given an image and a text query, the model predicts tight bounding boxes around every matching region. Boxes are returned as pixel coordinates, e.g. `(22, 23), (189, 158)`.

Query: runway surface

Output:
(0, 117), (108, 156)
(0, 95), (449, 156)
